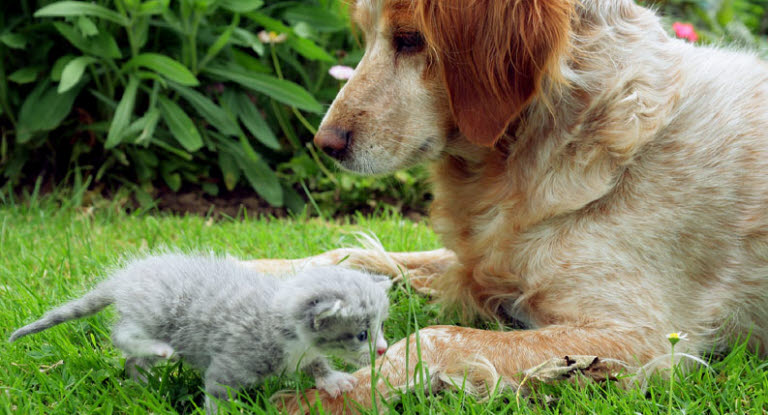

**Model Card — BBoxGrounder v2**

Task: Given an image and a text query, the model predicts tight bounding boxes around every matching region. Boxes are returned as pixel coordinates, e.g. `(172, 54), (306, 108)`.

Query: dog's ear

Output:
(416, 0), (573, 146)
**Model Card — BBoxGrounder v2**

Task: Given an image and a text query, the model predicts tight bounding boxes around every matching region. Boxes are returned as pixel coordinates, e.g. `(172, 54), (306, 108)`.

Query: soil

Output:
(153, 187), (427, 222)
(154, 187), (289, 219)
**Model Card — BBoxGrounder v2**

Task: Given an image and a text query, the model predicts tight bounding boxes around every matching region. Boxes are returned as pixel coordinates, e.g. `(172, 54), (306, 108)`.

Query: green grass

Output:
(1, 197), (766, 414)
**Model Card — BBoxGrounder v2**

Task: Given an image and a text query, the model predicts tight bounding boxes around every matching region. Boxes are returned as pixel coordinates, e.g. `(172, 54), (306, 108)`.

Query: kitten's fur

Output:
(10, 253), (391, 414)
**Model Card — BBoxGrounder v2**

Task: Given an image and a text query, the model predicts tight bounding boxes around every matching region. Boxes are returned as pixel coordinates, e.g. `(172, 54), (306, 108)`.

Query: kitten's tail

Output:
(9, 283), (114, 343)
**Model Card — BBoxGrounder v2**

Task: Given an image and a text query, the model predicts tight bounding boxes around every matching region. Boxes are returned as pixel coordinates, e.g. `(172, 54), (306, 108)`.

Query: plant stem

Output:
(268, 44), (336, 185)
(189, 12), (201, 73)
(0, 50), (17, 127)
(668, 343), (675, 415)
(270, 44), (283, 79)
(306, 142), (338, 185)
(291, 108), (317, 135)
(126, 24), (139, 58)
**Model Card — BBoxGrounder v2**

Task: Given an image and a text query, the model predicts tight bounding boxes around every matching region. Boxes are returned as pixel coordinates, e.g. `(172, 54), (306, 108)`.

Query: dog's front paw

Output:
(315, 371), (358, 397)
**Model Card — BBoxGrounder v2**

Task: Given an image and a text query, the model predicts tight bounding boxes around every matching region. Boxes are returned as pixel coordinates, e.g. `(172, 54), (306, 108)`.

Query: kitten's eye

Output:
(356, 330), (368, 342)
(394, 32), (424, 54)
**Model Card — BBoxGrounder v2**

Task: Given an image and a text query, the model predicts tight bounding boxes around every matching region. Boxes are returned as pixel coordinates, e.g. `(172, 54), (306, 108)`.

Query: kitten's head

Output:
(284, 267), (392, 365)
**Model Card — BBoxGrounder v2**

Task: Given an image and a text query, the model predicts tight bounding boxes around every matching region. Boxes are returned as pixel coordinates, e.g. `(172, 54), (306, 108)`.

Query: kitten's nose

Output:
(376, 347), (387, 356)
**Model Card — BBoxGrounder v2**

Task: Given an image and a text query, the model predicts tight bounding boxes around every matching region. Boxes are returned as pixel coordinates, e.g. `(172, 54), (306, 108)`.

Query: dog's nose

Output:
(314, 127), (351, 160)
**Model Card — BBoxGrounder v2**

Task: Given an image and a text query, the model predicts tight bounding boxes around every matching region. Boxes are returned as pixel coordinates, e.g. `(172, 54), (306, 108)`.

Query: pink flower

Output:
(329, 65), (355, 81)
(672, 22), (698, 42)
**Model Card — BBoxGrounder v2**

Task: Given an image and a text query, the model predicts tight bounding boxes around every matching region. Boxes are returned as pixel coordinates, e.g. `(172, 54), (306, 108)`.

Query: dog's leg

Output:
(274, 324), (670, 414)
(243, 248), (456, 293)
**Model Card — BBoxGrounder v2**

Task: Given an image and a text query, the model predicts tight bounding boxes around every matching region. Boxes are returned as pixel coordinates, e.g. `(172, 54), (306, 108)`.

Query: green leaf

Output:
(170, 84), (241, 136)
(158, 96), (203, 152)
(35, 1), (130, 26)
(231, 28), (265, 55)
(134, 70), (168, 87)
(283, 5), (346, 32)
(218, 150), (240, 191)
(717, 0), (736, 27)
(0, 33), (27, 49)
(161, 169), (182, 191)
(105, 76), (140, 148)
(54, 22), (122, 59)
(8, 67), (40, 84)
(219, 0), (263, 13)
(245, 12), (291, 33)
(238, 134), (260, 162)
(136, 109), (161, 144)
(123, 53), (198, 86)
(281, 182), (305, 213)
(200, 15), (240, 69)
(58, 56), (97, 93)
(202, 182), (219, 196)
(237, 154), (283, 206)
(205, 65), (322, 113)
(231, 48), (271, 73)
(137, 0), (168, 15)
(51, 55), (76, 81)
(130, 148), (155, 181)
(17, 81), (81, 142)
(287, 36), (334, 62)
(234, 92), (279, 149)
(119, 109), (160, 143)
(76, 16), (99, 36)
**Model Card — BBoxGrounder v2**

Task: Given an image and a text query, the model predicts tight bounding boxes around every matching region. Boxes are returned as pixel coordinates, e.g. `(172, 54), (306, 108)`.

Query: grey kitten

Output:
(9, 253), (391, 414)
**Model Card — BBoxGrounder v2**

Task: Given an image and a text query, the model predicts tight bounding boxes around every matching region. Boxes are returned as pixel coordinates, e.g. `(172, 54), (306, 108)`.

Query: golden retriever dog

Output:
(248, 0), (768, 411)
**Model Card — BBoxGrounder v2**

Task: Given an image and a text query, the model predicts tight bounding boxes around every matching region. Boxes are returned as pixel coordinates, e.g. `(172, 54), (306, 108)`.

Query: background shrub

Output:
(0, 0), (766, 216)
(0, 0), (383, 215)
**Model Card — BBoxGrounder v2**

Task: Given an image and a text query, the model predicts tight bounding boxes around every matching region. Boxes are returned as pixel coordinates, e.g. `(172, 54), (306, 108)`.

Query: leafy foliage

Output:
(648, 0), (768, 53)
(0, 0), (363, 213)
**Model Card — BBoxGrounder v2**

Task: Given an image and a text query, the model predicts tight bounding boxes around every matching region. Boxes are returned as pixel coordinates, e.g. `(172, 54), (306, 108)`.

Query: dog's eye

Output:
(394, 32), (424, 54)
(356, 330), (368, 342)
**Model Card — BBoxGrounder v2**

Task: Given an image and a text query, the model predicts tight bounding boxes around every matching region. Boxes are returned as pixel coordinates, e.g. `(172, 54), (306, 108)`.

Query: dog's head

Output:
(315, 0), (573, 174)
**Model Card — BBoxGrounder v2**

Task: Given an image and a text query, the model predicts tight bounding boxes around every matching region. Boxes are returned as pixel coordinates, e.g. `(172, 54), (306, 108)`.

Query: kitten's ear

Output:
(368, 273), (392, 291)
(311, 298), (343, 330)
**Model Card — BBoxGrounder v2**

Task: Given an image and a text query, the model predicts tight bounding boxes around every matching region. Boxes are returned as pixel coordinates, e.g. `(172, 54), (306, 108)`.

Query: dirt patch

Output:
(154, 187), (288, 218)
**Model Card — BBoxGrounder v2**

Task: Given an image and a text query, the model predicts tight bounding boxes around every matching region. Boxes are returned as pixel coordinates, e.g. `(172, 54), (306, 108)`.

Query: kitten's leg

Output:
(112, 321), (174, 358)
(243, 248), (456, 293)
(125, 356), (159, 382)
(203, 358), (249, 415)
(303, 358), (357, 397)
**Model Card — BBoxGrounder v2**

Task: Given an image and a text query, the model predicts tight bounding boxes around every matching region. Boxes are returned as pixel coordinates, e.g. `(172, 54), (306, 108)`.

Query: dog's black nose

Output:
(314, 127), (351, 160)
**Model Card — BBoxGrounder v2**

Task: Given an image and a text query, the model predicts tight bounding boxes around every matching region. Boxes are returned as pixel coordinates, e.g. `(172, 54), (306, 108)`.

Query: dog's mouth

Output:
(333, 135), (445, 176)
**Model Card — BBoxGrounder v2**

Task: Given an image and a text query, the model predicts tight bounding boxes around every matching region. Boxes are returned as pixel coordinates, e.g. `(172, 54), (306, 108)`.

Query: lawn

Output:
(1, 198), (766, 414)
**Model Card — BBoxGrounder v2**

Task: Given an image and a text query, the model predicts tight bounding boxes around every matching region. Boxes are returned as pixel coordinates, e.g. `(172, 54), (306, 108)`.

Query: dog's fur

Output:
(252, 0), (768, 411)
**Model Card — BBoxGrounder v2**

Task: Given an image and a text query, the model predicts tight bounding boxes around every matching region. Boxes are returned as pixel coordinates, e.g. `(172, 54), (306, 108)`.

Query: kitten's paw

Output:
(151, 344), (175, 358)
(316, 371), (358, 397)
